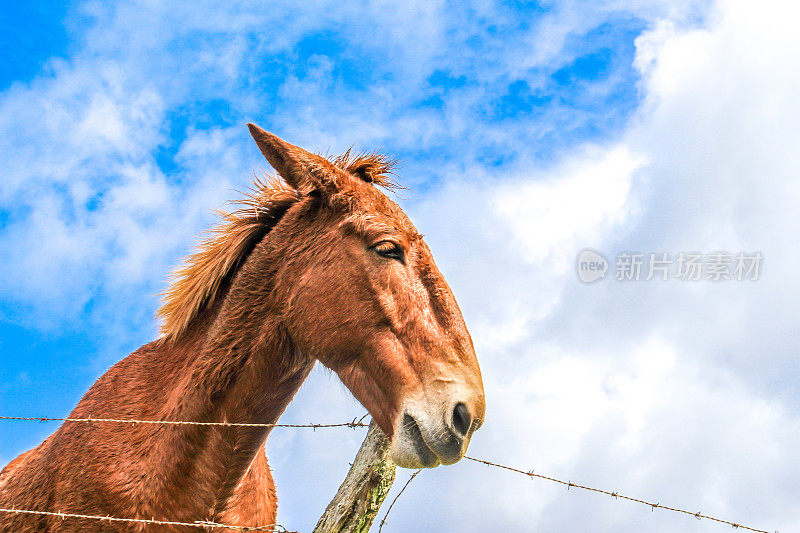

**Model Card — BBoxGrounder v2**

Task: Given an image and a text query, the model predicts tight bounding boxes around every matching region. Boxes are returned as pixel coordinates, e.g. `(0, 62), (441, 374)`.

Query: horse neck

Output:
(148, 255), (314, 509)
(171, 309), (312, 429)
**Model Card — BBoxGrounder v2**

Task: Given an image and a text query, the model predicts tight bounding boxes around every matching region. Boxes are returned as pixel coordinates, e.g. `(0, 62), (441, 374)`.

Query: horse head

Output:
(247, 124), (485, 468)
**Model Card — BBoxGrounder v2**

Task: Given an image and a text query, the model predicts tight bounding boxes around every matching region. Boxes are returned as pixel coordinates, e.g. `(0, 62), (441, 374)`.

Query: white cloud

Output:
(380, 0), (800, 530)
(494, 144), (643, 270)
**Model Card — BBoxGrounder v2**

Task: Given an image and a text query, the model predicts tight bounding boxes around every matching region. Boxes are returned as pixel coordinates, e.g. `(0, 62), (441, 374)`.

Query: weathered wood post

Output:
(313, 421), (397, 533)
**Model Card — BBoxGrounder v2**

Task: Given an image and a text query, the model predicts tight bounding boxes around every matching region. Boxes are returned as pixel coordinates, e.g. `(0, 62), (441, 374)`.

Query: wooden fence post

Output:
(312, 421), (396, 533)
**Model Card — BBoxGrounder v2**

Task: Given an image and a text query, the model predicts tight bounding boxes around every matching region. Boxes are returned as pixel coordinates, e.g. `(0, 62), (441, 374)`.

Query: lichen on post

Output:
(313, 421), (397, 533)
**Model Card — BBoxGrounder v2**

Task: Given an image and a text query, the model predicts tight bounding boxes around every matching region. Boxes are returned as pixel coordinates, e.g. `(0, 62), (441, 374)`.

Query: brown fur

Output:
(0, 125), (484, 532)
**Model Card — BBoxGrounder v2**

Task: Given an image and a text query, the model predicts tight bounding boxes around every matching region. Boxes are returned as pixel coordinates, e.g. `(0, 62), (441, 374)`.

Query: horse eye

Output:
(371, 241), (405, 263)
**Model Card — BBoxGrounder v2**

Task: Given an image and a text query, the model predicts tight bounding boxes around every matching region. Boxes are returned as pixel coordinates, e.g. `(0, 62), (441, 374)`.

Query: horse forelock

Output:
(333, 149), (400, 189)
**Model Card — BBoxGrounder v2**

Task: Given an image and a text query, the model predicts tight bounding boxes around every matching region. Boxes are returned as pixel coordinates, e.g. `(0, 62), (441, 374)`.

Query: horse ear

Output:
(247, 123), (345, 194)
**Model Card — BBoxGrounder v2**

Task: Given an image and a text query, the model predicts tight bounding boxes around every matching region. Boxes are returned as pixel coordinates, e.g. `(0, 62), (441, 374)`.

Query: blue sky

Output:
(0, 1), (645, 438)
(2, 0), (800, 531)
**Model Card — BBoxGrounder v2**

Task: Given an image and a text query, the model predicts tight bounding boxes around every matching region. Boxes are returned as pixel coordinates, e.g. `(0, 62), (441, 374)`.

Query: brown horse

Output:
(0, 124), (485, 531)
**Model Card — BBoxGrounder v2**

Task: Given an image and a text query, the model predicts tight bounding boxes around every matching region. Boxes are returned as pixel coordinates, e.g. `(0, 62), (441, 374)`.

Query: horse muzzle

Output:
(388, 396), (483, 468)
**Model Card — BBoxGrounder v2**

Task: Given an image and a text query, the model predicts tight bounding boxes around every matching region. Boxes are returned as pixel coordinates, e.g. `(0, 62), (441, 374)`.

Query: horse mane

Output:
(157, 151), (396, 341)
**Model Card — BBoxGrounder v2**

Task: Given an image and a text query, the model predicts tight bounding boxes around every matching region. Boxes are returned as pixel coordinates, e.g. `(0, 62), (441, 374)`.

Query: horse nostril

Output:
(451, 402), (471, 438)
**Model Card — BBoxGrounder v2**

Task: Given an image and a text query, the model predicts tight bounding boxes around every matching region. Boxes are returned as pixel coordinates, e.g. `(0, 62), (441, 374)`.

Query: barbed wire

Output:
(0, 415), (775, 532)
(464, 456), (772, 533)
(0, 508), (285, 531)
(377, 469), (421, 533)
(0, 415), (369, 430)
(0, 415), (362, 530)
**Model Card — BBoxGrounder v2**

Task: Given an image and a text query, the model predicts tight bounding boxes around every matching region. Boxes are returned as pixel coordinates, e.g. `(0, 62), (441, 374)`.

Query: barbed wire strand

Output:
(0, 415), (368, 429)
(464, 456), (770, 533)
(0, 416), (774, 533)
(0, 508), (284, 532)
(378, 469), (421, 533)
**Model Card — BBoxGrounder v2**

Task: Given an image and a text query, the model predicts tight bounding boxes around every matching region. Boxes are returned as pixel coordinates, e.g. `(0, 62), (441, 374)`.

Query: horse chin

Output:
(388, 413), (442, 468)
